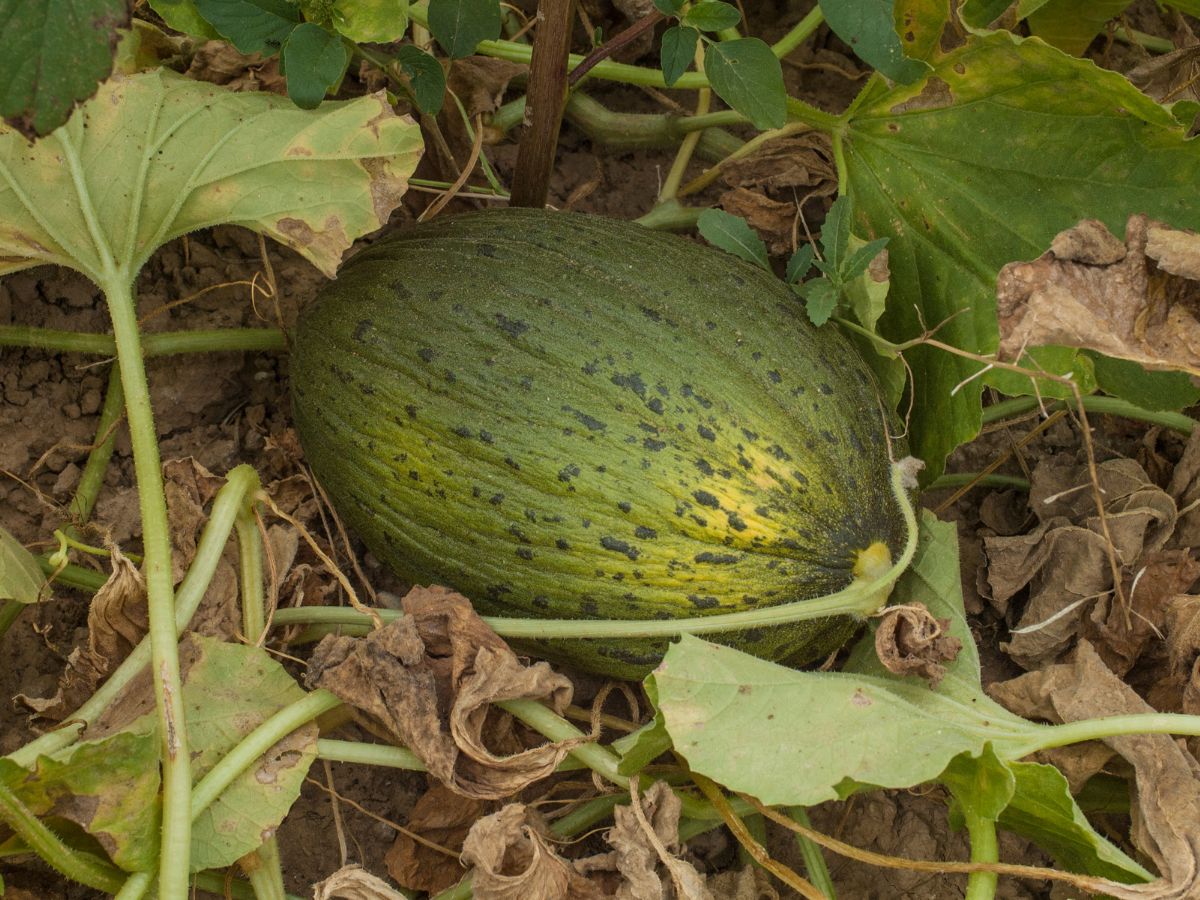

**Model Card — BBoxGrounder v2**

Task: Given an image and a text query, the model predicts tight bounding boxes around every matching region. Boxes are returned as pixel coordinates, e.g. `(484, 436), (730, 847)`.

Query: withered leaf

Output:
(447, 57), (526, 119)
(985, 457), (1178, 669)
(574, 781), (711, 900)
(873, 603), (963, 687)
(313, 864), (410, 899)
(991, 642), (1200, 899)
(17, 545), (146, 722)
(385, 783), (488, 894)
(308, 586), (584, 799)
(997, 215), (1200, 377)
(462, 803), (603, 900)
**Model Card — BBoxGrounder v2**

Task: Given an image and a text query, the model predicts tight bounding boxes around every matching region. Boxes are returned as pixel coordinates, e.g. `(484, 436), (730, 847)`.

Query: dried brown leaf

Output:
(163, 457), (225, 582)
(307, 586), (583, 799)
(16, 545), (146, 721)
(991, 642), (1200, 899)
(385, 783), (488, 894)
(448, 57), (526, 119)
(997, 215), (1200, 376)
(985, 457), (1178, 669)
(718, 188), (801, 256)
(873, 604), (963, 687)
(186, 41), (287, 94)
(313, 864), (409, 900)
(574, 781), (711, 900)
(720, 132), (835, 194)
(1168, 429), (1200, 549)
(462, 803), (603, 900)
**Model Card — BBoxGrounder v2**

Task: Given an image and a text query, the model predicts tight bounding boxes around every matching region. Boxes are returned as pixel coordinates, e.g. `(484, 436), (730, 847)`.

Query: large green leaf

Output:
(0, 0), (130, 137)
(330, 0), (410, 43)
(0, 524), (45, 604)
(840, 32), (1200, 478)
(0, 68), (422, 282)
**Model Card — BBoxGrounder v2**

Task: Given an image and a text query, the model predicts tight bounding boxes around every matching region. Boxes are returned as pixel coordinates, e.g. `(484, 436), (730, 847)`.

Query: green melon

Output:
(290, 208), (908, 677)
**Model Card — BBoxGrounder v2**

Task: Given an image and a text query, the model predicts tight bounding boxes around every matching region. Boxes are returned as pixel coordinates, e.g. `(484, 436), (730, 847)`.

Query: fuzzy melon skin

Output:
(291, 209), (906, 677)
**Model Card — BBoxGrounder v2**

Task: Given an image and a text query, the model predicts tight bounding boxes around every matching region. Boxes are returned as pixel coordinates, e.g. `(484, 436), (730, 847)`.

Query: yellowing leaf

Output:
(0, 68), (422, 281)
(0, 524), (46, 604)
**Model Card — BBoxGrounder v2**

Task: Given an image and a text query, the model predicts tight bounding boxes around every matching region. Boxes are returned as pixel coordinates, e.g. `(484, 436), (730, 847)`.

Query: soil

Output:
(0, 1), (1190, 898)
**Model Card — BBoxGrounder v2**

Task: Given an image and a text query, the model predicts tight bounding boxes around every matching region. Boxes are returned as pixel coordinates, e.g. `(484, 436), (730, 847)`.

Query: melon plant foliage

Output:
(4, 0), (1200, 898)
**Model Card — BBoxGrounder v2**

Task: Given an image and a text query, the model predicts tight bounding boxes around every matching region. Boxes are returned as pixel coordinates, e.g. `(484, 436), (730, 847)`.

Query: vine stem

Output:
(272, 458), (918, 640)
(1027, 712), (1200, 756)
(10, 466), (262, 766)
(962, 809), (1000, 900)
(0, 325), (286, 356)
(100, 272), (192, 898)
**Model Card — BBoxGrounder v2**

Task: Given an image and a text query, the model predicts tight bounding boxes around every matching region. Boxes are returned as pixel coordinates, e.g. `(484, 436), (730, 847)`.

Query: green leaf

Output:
(660, 25), (699, 87)
(0, 730), (160, 872)
(0, 525), (46, 604)
(194, 0), (300, 54)
(613, 713), (672, 777)
(428, 0), (501, 59)
(652, 633), (1042, 807)
(1000, 761), (1152, 883)
(941, 744), (1016, 826)
(786, 244), (815, 283)
(1028, 0), (1133, 56)
(0, 0), (130, 138)
(959, 0), (1018, 30)
(840, 237), (888, 282)
(842, 232), (889, 332)
(653, 0), (685, 13)
(682, 1), (740, 32)
(894, 0), (951, 63)
(148, 0), (220, 39)
(0, 69), (423, 282)
(841, 32), (1200, 480)
(985, 345), (1097, 401)
(696, 208), (769, 269)
(179, 636), (318, 870)
(798, 278), (838, 326)
(282, 23), (349, 109)
(818, 194), (850, 274)
(819, 0), (931, 83)
(703, 38), (786, 130)
(331, 0), (409, 43)
(394, 45), (446, 115)
(1087, 351), (1200, 412)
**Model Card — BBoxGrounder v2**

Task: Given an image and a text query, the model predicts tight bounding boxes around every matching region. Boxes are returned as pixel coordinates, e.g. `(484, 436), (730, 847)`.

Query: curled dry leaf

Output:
(582, 780), (712, 900)
(997, 215), (1200, 376)
(873, 603), (963, 687)
(17, 544), (146, 722)
(991, 642), (1200, 899)
(718, 132), (836, 254)
(313, 864), (410, 900)
(984, 457), (1179, 669)
(385, 783), (489, 894)
(307, 586), (583, 799)
(462, 804), (602, 900)
(185, 41), (287, 94)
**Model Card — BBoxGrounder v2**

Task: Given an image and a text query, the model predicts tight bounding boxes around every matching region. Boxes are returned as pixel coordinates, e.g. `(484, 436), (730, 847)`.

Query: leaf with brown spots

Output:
(308, 586), (586, 799)
(0, 68), (422, 281)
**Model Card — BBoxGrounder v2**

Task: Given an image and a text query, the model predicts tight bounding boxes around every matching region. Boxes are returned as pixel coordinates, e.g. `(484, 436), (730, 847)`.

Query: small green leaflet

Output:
(428, 0), (501, 59)
(703, 38), (786, 130)
(1086, 352), (1200, 412)
(652, 0), (685, 13)
(147, 0), (220, 39)
(797, 278), (838, 326)
(0, 525), (46, 604)
(682, 1), (741, 32)
(660, 25), (699, 86)
(282, 23), (349, 109)
(330, 0), (410, 43)
(394, 45), (446, 115)
(194, 0), (300, 54)
(697, 208), (769, 270)
(786, 244), (815, 283)
(0, 0), (131, 137)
